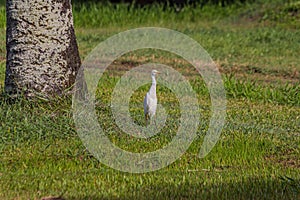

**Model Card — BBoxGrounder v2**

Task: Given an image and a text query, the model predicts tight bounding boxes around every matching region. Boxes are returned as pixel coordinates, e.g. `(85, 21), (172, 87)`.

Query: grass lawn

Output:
(0, 0), (299, 199)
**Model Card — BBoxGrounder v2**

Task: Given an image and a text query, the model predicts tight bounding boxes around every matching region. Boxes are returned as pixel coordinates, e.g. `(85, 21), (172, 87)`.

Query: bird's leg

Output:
(145, 114), (149, 126)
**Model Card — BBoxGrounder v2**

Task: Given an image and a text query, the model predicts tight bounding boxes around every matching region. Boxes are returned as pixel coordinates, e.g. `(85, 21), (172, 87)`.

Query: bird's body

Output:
(144, 70), (159, 125)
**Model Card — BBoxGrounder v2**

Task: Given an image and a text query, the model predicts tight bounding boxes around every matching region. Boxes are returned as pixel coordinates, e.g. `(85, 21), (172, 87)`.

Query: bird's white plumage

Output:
(144, 70), (159, 125)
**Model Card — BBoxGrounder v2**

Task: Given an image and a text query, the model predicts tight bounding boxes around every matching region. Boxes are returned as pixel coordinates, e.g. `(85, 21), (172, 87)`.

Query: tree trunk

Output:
(5, 0), (81, 98)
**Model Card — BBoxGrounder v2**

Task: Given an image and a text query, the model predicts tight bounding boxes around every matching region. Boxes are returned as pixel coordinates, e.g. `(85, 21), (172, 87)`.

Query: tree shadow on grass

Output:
(66, 176), (299, 200)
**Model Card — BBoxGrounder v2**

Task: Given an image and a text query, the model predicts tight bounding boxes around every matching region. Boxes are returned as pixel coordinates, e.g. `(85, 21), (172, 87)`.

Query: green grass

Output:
(0, 96), (299, 199)
(0, 0), (300, 199)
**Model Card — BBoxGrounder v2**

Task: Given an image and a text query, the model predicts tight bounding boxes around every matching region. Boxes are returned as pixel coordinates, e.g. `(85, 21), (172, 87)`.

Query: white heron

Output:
(144, 70), (160, 126)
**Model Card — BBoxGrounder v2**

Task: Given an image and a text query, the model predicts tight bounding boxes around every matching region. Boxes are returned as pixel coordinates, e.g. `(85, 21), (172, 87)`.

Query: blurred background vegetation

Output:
(73, 0), (256, 6)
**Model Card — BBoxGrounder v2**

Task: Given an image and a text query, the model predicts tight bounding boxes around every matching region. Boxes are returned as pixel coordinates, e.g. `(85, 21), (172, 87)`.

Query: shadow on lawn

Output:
(66, 176), (299, 200)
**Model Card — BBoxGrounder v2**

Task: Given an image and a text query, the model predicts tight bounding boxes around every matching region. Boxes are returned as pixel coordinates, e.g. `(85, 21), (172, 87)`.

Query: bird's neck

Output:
(150, 75), (157, 94)
(151, 75), (156, 85)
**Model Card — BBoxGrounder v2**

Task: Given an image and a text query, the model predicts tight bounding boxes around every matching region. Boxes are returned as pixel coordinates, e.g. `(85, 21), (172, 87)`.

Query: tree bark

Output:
(5, 0), (81, 98)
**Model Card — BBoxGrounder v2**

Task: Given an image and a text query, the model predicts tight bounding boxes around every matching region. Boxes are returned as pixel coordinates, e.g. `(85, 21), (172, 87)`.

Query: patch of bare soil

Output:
(221, 64), (300, 85)
(105, 56), (299, 86)
(265, 149), (300, 169)
(41, 196), (65, 200)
